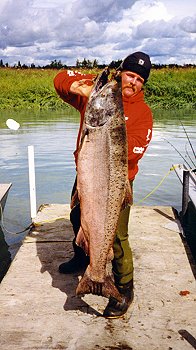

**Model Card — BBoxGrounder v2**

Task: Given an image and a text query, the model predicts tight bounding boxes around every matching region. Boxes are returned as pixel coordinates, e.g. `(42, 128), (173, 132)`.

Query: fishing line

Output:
(185, 142), (196, 168)
(0, 203), (33, 235)
(163, 137), (192, 168)
(179, 120), (196, 160)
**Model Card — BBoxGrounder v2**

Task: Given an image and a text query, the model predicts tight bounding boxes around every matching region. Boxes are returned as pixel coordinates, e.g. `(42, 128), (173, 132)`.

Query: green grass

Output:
(0, 68), (64, 110)
(0, 67), (195, 111)
(145, 68), (196, 110)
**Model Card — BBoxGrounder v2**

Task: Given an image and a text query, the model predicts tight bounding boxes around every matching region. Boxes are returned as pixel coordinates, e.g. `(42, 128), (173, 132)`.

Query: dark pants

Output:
(70, 179), (134, 285)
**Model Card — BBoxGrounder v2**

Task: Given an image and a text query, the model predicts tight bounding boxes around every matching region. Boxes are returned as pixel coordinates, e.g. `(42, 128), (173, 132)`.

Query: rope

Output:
(0, 203), (33, 235)
(133, 165), (179, 206)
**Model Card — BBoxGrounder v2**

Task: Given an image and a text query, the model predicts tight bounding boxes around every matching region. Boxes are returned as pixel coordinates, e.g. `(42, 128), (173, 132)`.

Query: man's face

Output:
(121, 70), (144, 98)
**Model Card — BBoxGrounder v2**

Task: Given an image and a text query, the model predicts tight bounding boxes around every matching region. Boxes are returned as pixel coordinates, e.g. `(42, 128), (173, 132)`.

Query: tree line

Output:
(0, 58), (195, 70)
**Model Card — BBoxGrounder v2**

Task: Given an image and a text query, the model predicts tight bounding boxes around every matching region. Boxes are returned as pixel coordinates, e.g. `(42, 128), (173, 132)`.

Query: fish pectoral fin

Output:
(122, 180), (133, 209)
(76, 227), (89, 255)
(76, 273), (122, 302)
(107, 247), (114, 262)
(70, 189), (79, 209)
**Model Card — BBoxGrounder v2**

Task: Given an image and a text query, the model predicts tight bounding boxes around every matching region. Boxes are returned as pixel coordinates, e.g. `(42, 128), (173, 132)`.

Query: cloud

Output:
(128, 0), (172, 23)
(0, 0), (195, 66)
(133, 19), (191, 40)
(71, 0), (136, 22)
(0, 0), (53, 48)
(180, 15), (196, 33)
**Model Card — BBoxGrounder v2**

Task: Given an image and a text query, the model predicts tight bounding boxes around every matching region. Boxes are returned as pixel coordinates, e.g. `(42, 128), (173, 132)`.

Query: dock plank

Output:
(0, 205), (195, 350)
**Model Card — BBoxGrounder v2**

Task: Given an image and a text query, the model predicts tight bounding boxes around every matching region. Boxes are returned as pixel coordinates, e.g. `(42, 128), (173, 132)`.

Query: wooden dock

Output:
(0, 204), (195, 350)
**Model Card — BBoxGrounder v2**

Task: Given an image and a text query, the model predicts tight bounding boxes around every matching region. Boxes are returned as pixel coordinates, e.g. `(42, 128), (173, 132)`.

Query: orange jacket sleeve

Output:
(54, 69), (96, 160)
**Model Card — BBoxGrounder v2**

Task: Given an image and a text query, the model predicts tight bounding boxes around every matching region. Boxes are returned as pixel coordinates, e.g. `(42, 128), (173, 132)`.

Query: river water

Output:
(0, 109), (195, 261)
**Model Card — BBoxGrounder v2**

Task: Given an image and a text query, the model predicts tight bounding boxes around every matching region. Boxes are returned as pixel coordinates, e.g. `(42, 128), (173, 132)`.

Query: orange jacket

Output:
(54, 69), (153, 180)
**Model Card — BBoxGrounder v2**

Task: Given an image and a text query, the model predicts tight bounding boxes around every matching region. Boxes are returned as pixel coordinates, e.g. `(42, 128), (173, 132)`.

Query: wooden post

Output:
(28, 146), (37, 219)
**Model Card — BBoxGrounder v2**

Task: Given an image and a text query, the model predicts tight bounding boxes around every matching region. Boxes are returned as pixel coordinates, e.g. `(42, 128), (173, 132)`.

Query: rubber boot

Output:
(103, 280), (134, 318)
(59, 238), (89, 274)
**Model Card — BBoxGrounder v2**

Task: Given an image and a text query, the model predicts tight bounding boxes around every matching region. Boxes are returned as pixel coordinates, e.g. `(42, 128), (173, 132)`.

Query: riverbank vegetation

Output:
(0, 66), (195, 112)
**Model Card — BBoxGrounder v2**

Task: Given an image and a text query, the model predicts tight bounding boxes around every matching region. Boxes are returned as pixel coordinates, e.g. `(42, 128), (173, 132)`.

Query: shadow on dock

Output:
(154, 207), (196, 280)
(29, 213), (102, 317)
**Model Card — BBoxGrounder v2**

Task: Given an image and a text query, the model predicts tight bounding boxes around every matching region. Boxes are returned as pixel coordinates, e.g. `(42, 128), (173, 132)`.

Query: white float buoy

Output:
(6, 118), (20, 130)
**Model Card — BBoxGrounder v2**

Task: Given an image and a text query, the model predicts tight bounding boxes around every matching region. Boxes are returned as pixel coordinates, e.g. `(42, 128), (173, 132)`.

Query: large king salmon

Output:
(75, 68), (132, 302)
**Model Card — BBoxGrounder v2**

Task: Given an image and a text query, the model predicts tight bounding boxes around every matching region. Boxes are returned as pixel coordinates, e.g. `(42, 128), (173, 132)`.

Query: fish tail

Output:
(76, 272), (122, 302)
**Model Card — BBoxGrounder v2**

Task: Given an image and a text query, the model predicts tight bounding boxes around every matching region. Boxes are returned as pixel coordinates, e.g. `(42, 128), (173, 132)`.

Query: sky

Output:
(0, 0), (195, 67)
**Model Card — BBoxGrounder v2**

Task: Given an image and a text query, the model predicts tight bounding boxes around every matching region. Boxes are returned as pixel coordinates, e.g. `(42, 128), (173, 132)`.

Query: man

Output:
(54, 51), (153, 318)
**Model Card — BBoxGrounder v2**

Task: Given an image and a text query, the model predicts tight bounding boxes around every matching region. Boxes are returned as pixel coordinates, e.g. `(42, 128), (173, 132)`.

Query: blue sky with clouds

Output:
(0, 0), (195, 66)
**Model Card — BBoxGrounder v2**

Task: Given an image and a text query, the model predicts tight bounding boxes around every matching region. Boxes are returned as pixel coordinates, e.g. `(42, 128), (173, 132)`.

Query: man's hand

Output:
(70, 79), (94, 97)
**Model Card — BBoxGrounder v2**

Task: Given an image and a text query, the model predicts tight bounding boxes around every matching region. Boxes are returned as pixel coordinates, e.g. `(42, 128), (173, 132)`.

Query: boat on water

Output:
(173, 164), (196, 213)
(173, 164), (196, 261)
(0, 183), (12, 217)
(0, 183), (12, 282)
